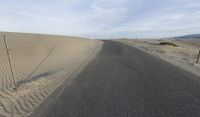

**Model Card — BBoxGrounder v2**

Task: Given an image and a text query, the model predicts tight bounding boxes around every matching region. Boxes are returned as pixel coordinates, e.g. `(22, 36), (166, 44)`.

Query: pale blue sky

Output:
(0, 0), (200, 38)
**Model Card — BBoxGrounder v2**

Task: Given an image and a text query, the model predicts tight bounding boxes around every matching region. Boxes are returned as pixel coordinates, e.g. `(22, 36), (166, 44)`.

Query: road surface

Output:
(30, 40), (200, 117)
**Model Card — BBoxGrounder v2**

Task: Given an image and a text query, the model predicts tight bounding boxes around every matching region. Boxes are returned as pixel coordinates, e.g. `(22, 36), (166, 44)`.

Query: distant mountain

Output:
(173, 34), (200, 40)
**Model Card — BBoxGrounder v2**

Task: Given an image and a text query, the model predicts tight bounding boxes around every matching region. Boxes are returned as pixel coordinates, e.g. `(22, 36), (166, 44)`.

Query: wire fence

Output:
(0, 33), (57, 90)
(0, 33), (95, 117)
(0, 33), (93, 91)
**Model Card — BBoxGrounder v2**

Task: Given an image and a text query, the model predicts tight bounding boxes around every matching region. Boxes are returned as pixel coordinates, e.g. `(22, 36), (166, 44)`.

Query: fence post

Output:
(196, 49), (200, 63)
(3, 35), (17, 90)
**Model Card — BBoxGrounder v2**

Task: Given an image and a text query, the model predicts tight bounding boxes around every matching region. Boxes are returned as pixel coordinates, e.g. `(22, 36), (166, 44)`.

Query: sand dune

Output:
(0, 32), (103, 117)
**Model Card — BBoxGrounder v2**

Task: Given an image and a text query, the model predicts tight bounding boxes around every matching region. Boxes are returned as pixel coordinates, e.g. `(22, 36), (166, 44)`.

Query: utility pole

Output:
(3, 35), (17, 90)
(196, 49), (200, 63)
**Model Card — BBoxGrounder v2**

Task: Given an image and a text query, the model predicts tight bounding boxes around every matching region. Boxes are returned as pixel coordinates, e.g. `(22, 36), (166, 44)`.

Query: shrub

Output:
(158, 42), (178, 47)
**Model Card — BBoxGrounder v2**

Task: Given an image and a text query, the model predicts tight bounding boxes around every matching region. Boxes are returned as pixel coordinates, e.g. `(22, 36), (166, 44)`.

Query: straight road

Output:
(31, 40), (200, 117)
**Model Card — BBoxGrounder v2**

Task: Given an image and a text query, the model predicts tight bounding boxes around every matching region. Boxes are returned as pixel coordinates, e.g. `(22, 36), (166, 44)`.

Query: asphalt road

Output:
(31, 40), (200, 117)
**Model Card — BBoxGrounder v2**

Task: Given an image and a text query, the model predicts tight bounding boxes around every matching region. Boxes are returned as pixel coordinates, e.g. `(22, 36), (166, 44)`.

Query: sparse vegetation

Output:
(159, 42), (178, 47)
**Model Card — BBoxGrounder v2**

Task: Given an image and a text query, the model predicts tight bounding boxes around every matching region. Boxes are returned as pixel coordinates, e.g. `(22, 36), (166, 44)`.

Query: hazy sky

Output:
(0, 0), (200, 38)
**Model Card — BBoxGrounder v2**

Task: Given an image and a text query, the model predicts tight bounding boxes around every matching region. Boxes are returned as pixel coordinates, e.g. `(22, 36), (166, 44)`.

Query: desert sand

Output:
(117, 39), (200, 76)
(0, 32), (103, 117)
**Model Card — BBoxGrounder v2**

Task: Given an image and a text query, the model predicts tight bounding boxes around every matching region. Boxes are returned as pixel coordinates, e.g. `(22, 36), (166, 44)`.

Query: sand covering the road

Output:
(0, 32), (103, 117)
(118, 39), (200, 76)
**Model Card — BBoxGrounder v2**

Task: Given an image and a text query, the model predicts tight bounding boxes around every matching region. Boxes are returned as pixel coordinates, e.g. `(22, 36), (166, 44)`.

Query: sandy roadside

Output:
(116, 39), (200, 76)
(0, 32), (103, 117)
